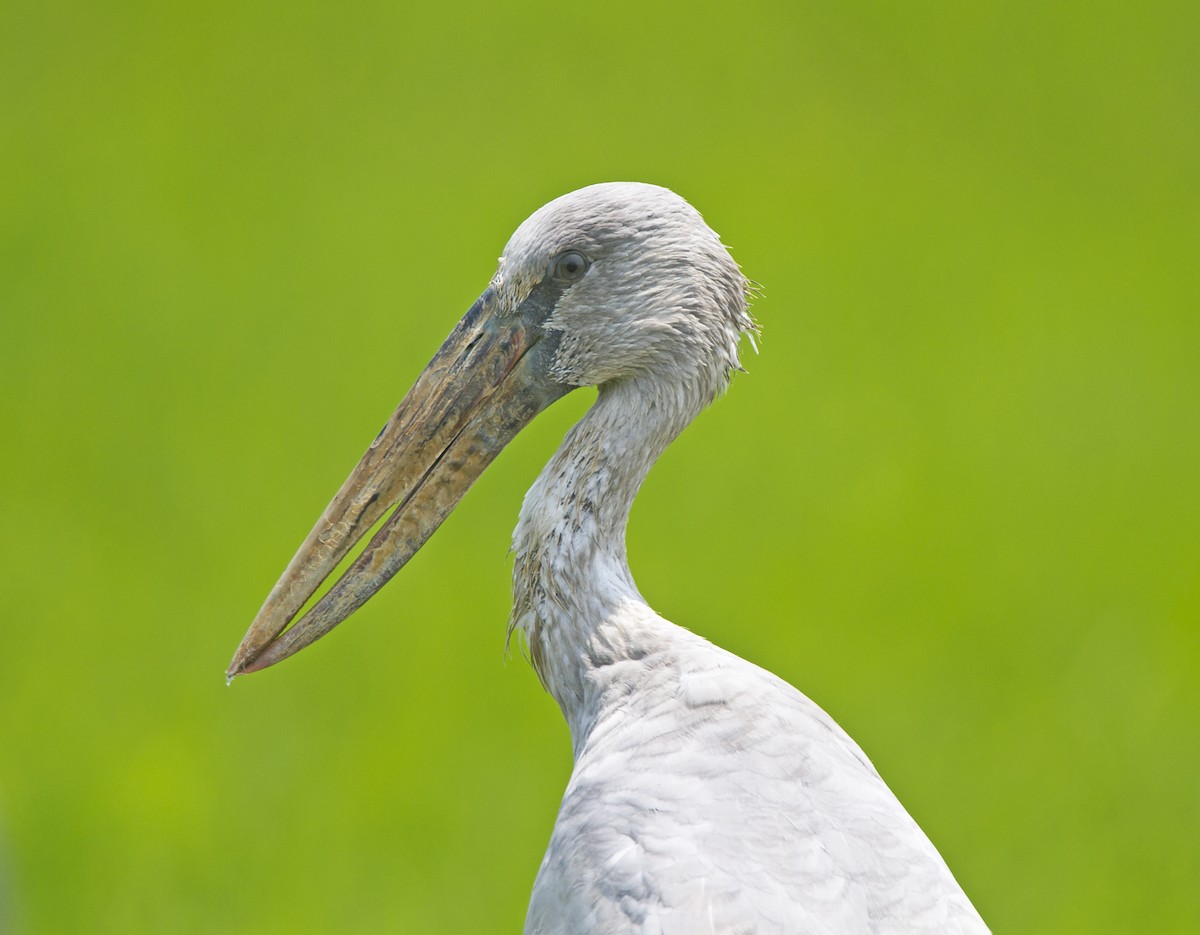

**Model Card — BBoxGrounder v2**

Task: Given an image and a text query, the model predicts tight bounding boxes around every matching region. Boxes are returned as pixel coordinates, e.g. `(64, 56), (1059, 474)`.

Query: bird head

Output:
(499, 182), (751, 396)
(227, 182), (752, 677)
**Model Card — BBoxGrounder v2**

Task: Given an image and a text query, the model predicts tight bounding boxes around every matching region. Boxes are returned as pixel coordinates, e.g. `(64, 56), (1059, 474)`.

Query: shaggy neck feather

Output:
(510, 376), (703, 741)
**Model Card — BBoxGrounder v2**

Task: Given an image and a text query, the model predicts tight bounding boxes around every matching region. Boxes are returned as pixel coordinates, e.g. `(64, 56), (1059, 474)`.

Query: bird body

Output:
(510, 342), (985, 934)
(230, 183), (989, 933)
(526, 628), (981, 933)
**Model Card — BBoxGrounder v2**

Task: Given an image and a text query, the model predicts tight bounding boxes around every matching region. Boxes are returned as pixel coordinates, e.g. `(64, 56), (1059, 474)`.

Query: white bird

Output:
(229, 182), (989, 934)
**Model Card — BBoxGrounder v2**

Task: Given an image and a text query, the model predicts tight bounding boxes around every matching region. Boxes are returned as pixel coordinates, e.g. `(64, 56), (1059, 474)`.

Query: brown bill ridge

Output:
(227, 284), (569, 678)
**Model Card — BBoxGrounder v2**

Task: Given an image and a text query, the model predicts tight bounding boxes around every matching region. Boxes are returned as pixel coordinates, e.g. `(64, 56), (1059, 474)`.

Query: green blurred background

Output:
(2, 1), (1197, 931)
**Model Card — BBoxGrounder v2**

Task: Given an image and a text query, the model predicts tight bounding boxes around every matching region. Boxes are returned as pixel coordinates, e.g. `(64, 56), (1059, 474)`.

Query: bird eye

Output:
(550, 251), (589, 282)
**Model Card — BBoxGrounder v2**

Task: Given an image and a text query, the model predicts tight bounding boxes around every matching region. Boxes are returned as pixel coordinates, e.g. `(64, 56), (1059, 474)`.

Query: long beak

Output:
(227, 291), (566, 678)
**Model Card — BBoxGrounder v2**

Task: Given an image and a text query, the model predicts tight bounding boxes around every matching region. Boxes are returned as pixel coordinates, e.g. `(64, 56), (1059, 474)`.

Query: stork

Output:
(228, 182), (989, 933)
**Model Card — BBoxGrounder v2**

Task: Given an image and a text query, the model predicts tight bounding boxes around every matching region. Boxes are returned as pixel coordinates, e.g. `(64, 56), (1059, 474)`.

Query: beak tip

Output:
(226, 645), (264, 681)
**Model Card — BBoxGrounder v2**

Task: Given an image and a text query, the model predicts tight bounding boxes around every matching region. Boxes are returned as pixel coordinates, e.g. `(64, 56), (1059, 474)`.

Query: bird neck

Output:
(510, 377), (699, 742)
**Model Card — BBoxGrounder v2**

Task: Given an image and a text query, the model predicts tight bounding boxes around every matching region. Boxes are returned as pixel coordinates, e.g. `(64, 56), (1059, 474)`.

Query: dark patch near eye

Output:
(511, 269), (584, 388)
(517, 275), (571, 324)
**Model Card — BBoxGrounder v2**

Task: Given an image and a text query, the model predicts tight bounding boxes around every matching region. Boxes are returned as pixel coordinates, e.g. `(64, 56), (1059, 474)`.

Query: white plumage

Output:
(230, 182), (989, 934)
